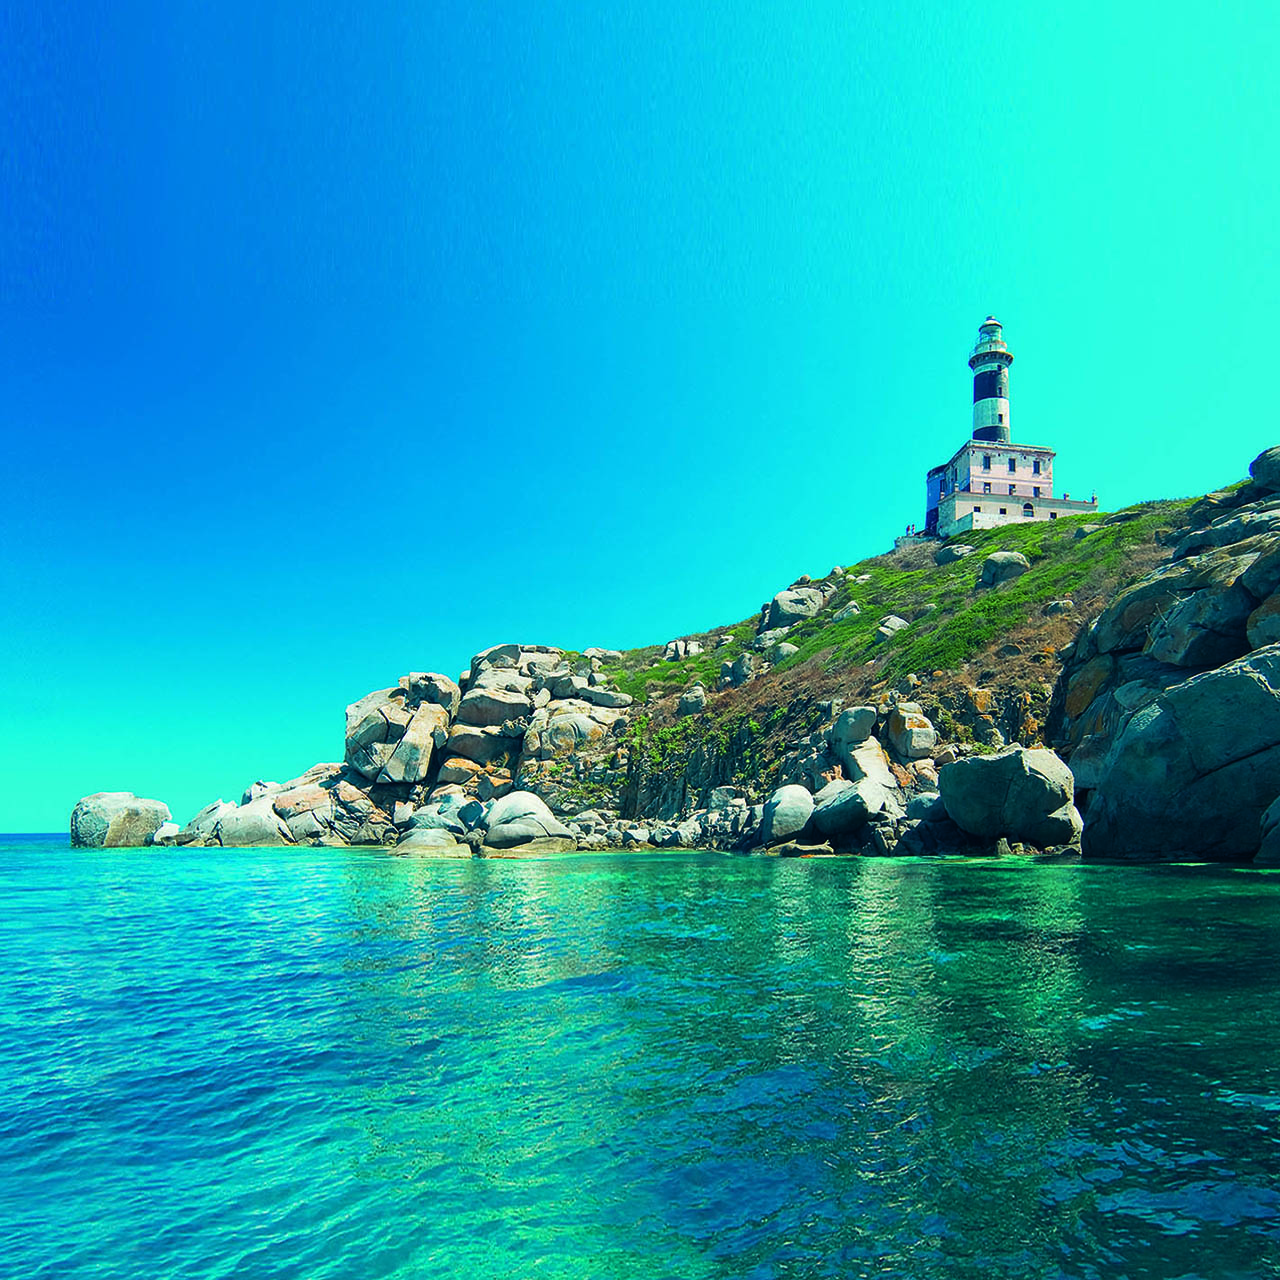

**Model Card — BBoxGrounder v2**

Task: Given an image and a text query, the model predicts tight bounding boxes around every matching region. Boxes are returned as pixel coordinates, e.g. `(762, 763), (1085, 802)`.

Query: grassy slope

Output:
(577, 499), (1196, 809)
(601, 502), (1190, 705)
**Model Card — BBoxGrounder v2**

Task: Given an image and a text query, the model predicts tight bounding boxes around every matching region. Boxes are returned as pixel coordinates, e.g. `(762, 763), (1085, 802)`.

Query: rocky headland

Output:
(72, 448), (1280, 866)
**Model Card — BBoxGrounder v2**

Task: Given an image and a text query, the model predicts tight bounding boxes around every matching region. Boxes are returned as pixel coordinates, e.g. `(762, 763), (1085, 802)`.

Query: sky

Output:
(3, 2), (1279, 831)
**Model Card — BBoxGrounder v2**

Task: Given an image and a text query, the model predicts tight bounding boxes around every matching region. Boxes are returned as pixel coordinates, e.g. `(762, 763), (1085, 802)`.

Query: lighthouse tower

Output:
(969, 315), (1013, 443)
(923, 316), (1099, 536)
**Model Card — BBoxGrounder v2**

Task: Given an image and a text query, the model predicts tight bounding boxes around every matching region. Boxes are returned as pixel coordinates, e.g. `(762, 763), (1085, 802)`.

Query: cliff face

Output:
(70, 448), (1280, 863)
(1047, 451), (1280, 862)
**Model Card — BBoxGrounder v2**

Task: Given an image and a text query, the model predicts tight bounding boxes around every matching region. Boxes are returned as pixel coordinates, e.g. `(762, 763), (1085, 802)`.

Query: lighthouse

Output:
(923, 317), (1098, 537)
(970, 315), (1012, 443)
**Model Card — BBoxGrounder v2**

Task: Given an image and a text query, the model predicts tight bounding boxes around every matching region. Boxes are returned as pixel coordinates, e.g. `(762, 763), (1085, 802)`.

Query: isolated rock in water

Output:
(483, 790), (573, 849)
(767, 586), (828, 629)
(760, 784), (814, 846)
(1083, 645), (1280, 861)
(151, 822), (180, 845)
(980, 551), (1031, 587)
(677, 684), (707, 717)
(1249, 446), (1280, 494)
(71, 793), (172, 847)
(885, 702), (937, 760)
(935, 544), (974, 565)
(104, 802), (175, 848)
(939, 746), (1081, 848)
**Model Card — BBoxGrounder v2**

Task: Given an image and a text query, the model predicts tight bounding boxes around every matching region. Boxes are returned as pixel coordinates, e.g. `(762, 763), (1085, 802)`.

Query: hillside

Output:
(571, 501), (1191, 820)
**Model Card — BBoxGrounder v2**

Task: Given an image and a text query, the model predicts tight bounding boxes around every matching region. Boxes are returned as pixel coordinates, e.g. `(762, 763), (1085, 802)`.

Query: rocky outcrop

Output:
(1079, 647), (1280, 861)
(939, 747), (1082, 847)
(1043, 449), (1280, 862)
(70, 793), (172, 847)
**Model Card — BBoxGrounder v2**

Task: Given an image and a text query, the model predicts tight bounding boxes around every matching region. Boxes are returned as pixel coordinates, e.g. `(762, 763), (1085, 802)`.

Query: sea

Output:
(2, 834), (1279, 1279)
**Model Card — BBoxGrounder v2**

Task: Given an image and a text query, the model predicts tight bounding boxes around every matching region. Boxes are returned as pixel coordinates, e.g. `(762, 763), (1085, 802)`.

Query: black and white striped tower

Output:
(969, 316), (1013, 443)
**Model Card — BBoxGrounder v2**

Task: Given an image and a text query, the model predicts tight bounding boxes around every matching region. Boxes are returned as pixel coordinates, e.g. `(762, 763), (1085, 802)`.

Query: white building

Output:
(925, 318), (1098, 537)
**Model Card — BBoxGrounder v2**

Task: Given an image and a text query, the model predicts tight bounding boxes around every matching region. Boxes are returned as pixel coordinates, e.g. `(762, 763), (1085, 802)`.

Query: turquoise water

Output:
(3, 838), (1280, 1279)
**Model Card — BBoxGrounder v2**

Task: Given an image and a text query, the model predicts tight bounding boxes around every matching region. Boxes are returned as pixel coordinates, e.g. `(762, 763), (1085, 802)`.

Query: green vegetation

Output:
(595, 502), (1190, 705)
(766, 503), (1191, 684)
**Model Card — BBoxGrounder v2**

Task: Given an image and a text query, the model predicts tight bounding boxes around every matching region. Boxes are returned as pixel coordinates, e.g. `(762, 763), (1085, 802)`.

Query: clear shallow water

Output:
(3, 838), (1280, 1280)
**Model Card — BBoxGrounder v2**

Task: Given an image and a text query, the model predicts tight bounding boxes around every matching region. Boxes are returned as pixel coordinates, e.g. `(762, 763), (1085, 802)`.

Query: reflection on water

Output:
(2, 839), (1280, 1279)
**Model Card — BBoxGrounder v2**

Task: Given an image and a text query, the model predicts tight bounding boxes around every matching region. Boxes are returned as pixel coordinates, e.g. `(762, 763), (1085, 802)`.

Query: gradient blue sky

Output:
(4, 2), (1279, 831)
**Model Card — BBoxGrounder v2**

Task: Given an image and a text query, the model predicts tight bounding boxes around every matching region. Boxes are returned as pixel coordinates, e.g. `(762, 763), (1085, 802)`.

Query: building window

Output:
(997, 413), (1004, 423)
(1050, 512), (1058, 520)
(1033, 459), (1042, 475)
(982, 455), (991, 470)
(1033, 485), (1041, 497)
(999, 507), (1007, 515)
(974, 505), (981, 513)
(1023, 503), (1035, 518)
(1008, 458), (1016, 473)
(982, 482), (991, 494)
(1009, 484), (1017, 495)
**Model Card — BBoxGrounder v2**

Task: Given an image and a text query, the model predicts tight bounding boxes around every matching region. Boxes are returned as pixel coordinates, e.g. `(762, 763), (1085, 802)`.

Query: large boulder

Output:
(810, 778), (886, 841)
(885, 702), (937, 760)
(677, 685), (707, 717)
(378, 702), (451, 784)
(483, 790), (574, 849)
(828, 706), (877, 759)
(1082, 645), (1280, 861)
(980, 551), (1031, 587)
(939, 746), (1082, 848)
(875, 615), (909, 642)
(395, 827), (470, 856)
(445, 723), (512, 766)
(1250, 447), (1280, 494)
(766, 586), (829, 629)
(760, 784), (814, 847)
(399, 671), (462, 718)
(71, 793), (172, 847)
(345, 687), (414, 779)
(216, 795), (296, 846)
(457, 686), (534, 728)
(1257, 797), (1280, 866)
